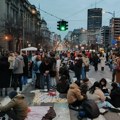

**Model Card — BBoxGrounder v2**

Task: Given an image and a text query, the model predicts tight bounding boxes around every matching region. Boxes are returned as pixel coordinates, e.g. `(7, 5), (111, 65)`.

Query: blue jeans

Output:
(32, 70), (36, 82)
(41, 74), (50, 91)
(21, 76), (28, 85)
(81, 67), (86, 80)
(97, 101), (114, 108)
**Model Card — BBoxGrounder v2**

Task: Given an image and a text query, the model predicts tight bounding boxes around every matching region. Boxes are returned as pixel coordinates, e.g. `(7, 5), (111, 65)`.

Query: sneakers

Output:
(68, 105), (80, 111)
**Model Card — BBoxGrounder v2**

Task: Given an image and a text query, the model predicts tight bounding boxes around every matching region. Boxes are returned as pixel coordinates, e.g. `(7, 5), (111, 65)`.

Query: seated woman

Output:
(110, 82), (120, 108)
(67, 81), (84, 107)
(56, 75), (69, 94)
(99, 78), (109, 96)
(87, 81), (114, 109)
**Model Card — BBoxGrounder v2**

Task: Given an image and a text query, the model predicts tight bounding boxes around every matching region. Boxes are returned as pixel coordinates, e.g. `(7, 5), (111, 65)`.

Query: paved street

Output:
(0, 64), (120, 120)
(88, 64), (112, 83)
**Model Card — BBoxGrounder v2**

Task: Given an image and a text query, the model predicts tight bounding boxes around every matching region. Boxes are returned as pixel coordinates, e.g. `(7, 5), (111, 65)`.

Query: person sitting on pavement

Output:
(99, 78), (109, 96)
(110, 82), (120, 108)
(59, 63), (70, 81)
(67, 80), (84, 108)
(56, 75), (69, 94)
(81, 78), (92, 89)
(87, 81), (114, 109)
(0, 91), (28, 120)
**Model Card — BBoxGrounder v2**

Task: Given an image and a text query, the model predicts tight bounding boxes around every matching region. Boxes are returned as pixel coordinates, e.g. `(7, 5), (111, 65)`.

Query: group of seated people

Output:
(57, 75), (120, 111)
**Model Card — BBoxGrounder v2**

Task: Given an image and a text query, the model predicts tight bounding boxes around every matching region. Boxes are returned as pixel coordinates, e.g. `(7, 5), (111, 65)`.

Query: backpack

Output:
(33, 62), (39, 71)
(81, 99), (100, 119)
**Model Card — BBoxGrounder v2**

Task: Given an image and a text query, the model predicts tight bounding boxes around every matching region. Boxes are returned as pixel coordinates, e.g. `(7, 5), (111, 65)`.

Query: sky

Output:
(29, 0), (120, 39)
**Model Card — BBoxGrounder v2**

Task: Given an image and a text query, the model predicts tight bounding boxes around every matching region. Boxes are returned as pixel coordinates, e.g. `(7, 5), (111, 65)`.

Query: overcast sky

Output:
(29, 0), (120, 39)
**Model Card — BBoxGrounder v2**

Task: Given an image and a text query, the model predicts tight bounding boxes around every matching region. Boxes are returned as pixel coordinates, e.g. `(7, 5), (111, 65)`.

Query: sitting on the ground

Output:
(99, 78), (109, 95)
(86, 81), (114, 109)
(56, 75), (69, 94)
(110, 82), (120, 108)
(67, 81), (84, 107)
(0, 91), (28, 120)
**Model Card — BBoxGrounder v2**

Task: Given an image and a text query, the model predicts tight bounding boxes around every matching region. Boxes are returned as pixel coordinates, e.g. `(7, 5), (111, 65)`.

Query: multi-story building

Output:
(71, 28), (87, 45)
(40, 19), (51, 50)
(64, 31), (72, 41)
(101, 26), (110, 48)
(0, 0), (41, 51)
(87, 8), (102, 45)
(110, 18), (120, 43)
(87, 8), (102, 31)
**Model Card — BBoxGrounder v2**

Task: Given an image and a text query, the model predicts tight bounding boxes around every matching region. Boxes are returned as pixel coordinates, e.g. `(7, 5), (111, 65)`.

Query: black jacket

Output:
(110, 88), (120, 107)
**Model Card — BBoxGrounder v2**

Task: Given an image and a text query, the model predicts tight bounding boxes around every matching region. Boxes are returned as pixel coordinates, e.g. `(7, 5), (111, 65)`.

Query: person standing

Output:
(34, 55), (42, 89)
(0, 55), (10, 96)
(21, 52), (28, 85)
(99, 54), (105, 71)
(112, 53), (117, 82)
(115, 53), (120, 84)
(8, 52), (15, 87)
(93, 53), (99, 71)
(13, 51), (24, 92)
(39, 58), (51, 91)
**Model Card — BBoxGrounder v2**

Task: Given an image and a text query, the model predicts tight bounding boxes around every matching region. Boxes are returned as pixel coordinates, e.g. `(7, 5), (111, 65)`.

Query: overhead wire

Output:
(65, 0), (106, 19)
(38, 0), (106, 21)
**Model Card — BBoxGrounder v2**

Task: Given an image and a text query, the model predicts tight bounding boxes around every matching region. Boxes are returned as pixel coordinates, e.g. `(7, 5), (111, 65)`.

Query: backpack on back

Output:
(33, 62), (39, 71)
(81, 99), (100, 119)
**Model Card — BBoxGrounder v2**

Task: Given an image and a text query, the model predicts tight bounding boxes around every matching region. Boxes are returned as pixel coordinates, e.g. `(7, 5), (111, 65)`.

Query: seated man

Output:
(0, 91), (28, 120)
(67, 81), (84, 108)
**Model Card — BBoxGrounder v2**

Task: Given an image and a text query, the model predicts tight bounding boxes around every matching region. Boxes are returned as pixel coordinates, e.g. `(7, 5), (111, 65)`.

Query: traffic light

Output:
(57, 20), (68, 31)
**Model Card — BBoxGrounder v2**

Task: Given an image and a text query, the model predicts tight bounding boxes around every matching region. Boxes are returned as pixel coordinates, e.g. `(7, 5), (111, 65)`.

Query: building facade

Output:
(110, 18), (120, 41)
(87, 8), (102, 31)
(71, 28), (87, 45)
(101, 26), (110, 49)
(0, 0), (41, 51)
(40, 19), (51, 50)
(87, 8), (102, 45)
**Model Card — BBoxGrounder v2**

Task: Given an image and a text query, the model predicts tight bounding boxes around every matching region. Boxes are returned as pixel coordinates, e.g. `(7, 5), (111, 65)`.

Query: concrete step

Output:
(53, 103), (70, 120)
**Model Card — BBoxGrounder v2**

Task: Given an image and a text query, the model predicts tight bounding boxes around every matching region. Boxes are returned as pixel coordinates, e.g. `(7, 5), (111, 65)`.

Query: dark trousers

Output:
(0, 110), (18, 120)
(13, 74), (22, 91)
(101, 67), (104, 71)
(70, 100), (83, 107)
(94, 64), (98, 71)
(35, 73), (41, 89)
(112, 69), (116, 82)
(9, 69), (13, 87)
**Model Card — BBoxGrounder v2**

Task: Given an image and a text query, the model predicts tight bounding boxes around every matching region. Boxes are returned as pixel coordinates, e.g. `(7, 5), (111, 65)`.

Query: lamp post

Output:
(103, 10), (115, 52)
(103, 11), (115, 18)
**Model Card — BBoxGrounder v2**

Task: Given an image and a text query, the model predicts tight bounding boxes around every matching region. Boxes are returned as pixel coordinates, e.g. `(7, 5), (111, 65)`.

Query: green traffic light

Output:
(60, 26), (65, 31)
(57, 20), (68, 31)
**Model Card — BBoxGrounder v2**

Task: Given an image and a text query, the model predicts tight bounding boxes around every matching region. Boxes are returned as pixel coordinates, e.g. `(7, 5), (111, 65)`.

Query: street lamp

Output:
(103, 10), (115, 51)
(103, 11), (115, 18)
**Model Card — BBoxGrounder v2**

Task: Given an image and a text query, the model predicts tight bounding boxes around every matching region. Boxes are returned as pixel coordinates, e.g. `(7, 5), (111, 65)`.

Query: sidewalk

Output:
(0, 78), (32, 106)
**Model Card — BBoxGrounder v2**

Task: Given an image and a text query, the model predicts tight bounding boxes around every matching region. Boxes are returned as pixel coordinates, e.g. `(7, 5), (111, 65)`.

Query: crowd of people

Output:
(0, 49), (120, 119)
